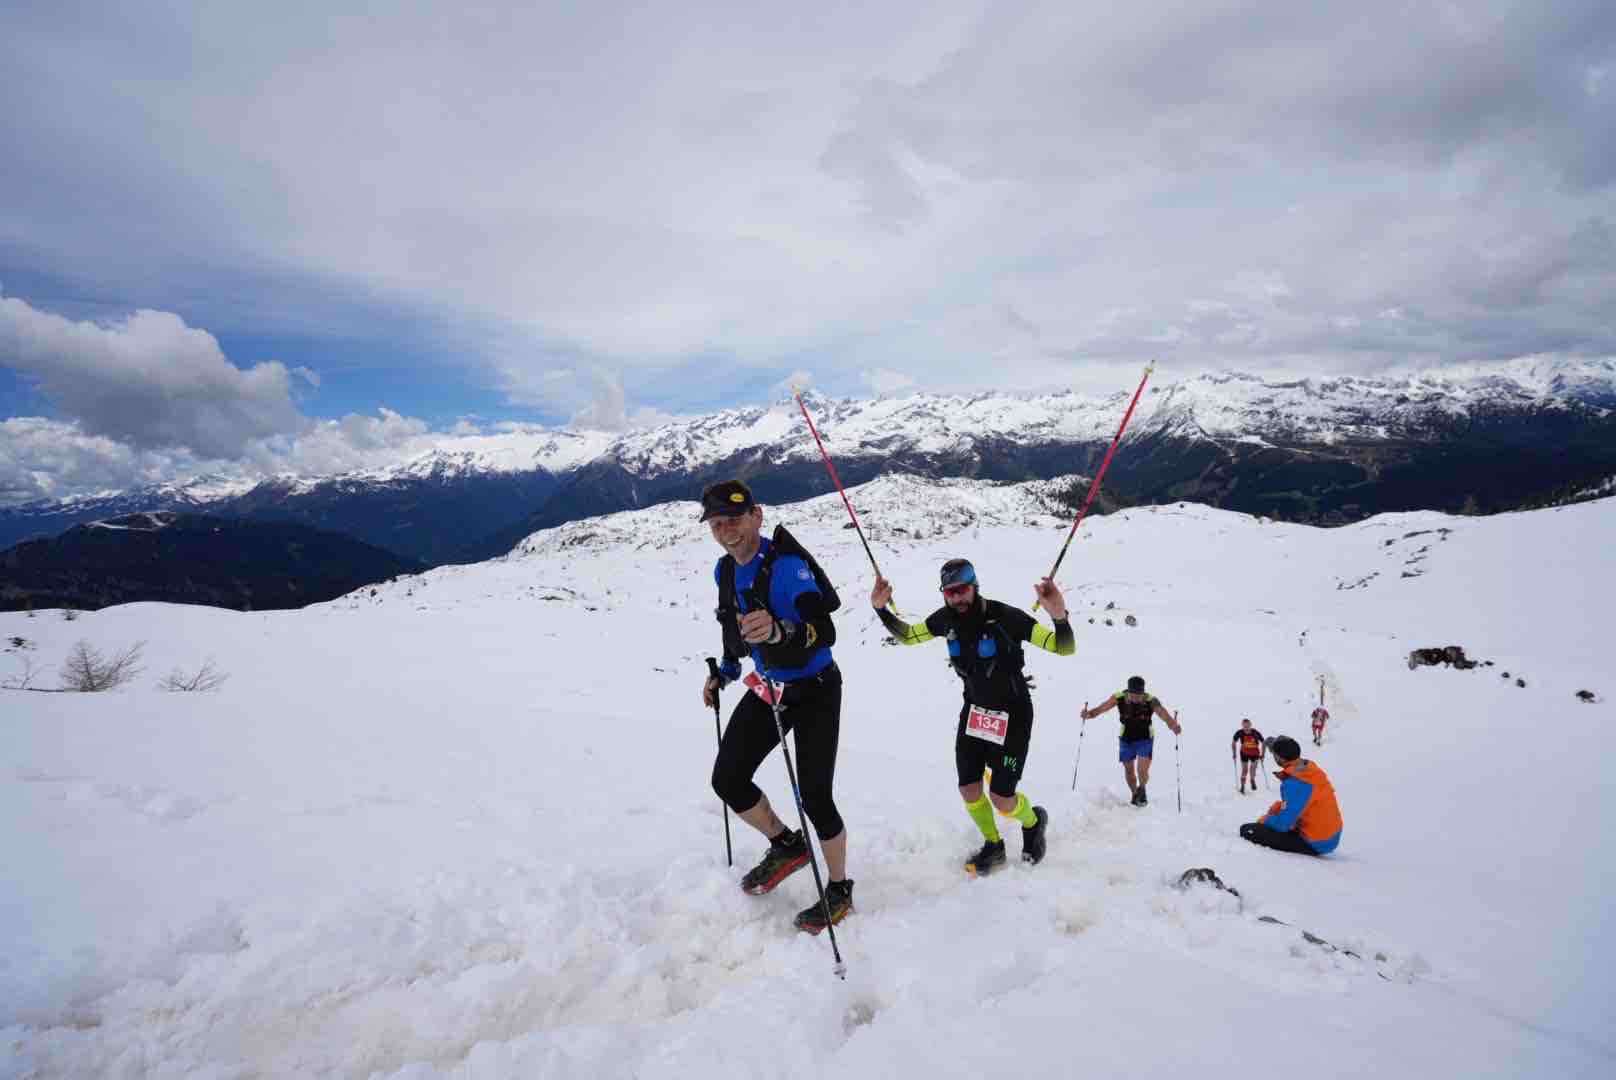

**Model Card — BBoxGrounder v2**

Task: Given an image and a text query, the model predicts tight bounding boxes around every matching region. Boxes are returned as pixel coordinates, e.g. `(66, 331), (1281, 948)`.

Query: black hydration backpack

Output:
(716, 524), (839, 666)
(943, 599), (1030, 705)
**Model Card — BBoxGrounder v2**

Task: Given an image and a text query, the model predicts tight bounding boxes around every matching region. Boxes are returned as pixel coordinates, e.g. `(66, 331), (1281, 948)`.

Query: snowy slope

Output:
(2, 481), (1613, 1078)
(510, 473), (1081, 556)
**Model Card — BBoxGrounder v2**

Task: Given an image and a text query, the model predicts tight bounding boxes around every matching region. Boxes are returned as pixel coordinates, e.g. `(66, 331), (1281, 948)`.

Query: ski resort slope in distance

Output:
(2, 476), (1612, 1079)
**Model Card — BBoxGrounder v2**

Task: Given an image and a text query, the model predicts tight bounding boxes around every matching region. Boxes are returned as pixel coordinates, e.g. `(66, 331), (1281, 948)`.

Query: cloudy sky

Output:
(2, 1), (1613, 501)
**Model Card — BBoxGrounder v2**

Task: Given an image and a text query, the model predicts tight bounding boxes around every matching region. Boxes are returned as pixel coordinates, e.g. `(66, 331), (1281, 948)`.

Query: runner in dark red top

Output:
(1231, 718), (1265, 793)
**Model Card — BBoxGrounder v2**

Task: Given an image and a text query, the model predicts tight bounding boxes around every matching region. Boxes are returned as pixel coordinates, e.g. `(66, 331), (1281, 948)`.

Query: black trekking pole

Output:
(762, 674), (847, 979)
(1174, 711), (1183, 814)
(1071, 701), (1089, 791)
(705, 658), (733, 867)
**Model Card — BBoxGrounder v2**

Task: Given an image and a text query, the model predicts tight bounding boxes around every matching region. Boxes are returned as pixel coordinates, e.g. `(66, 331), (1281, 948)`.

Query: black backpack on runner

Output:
(716, 524), (840, 668)
(941, 599), (1031, 706)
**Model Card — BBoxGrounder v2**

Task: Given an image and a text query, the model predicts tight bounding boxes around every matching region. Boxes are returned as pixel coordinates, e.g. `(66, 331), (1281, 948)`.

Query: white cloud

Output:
(568, 370), (690, 431)
(0, 418), (168, 503)
(865, 369), (916, 395)
(570, 370), (632, 431)
(245, 409), (434, 476)
(2, 1), (1613, 416)
(0, 294), (306, 457)
(775, 371), (816, 398)
(0, 410), (520, 506)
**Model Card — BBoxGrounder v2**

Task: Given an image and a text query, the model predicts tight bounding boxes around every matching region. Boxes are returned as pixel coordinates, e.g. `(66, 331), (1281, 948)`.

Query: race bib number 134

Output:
(966, 705), (1010, 745)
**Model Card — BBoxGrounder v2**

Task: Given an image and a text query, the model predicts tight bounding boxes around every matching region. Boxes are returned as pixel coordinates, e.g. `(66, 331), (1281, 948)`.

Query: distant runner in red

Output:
(1231, 718), (1266, 793)
(1311, 706), (1329, 746)
(871, 559), (1074, 876)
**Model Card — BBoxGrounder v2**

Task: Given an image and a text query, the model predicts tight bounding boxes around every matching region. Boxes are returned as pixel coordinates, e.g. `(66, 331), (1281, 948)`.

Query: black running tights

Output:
(711, 673), (844, 841)
(1240, 822), (1320, 856)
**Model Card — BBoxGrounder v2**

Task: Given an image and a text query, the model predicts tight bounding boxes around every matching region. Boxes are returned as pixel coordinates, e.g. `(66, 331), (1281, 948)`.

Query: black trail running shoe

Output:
(964, 838), (1007, 877)
(740, 829), (810, 895)
(1021, 805), (1049, 865)
(794, 879), (854, 934)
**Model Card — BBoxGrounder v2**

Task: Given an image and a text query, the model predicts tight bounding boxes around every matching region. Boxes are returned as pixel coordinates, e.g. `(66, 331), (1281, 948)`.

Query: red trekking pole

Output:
(1035, 362), (1155, 610)
(793, 388), (896, 612)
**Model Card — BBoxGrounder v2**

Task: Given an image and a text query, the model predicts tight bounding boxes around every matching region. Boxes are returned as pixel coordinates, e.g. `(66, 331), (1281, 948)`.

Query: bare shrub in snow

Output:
(3, 654), (43, 690)
(59, 640), (145, 692)
(159, 660), (230, 692)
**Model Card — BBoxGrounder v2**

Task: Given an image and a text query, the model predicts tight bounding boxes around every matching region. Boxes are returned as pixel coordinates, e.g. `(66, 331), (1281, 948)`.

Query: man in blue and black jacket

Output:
(699, 479), (852, 933)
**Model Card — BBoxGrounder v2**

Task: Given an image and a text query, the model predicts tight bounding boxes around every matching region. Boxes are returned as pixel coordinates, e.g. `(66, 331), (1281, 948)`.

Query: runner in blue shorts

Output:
(1081, 675), (1181, 806)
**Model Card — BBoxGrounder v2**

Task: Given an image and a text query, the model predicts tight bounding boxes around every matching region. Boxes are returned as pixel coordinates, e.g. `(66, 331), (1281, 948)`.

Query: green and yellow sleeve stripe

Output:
(877, 607), (935, 645)
(1030, 620), (1075, 656)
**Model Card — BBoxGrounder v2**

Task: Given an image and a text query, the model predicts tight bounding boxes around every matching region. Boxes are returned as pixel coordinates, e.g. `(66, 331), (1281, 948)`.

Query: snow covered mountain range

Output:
(3, 358), (1613, 563)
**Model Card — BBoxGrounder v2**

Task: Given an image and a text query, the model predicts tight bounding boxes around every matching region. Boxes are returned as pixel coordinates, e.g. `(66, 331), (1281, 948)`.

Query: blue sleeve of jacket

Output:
(771, 554), (835, 649)
(769, 554), (818, 608)
(1265, 774), (1314, 833)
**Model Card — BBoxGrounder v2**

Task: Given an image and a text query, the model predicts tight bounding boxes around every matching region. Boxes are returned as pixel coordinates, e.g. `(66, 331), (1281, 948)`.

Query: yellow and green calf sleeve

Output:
(965, 794), (1001, 842)
(997, 791), (1039, 828)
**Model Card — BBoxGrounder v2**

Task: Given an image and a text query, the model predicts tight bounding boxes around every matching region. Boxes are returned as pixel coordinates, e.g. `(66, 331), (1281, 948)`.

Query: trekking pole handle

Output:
(705, 656), (722, 683)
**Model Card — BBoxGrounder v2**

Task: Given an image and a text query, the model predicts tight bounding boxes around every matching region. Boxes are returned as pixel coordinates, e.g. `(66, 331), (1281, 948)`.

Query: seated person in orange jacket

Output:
(1239, 736), (1342, 855)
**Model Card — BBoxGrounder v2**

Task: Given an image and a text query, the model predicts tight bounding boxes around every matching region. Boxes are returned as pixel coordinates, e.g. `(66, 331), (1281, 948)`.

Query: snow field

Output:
(3, 489), (1613, 1077)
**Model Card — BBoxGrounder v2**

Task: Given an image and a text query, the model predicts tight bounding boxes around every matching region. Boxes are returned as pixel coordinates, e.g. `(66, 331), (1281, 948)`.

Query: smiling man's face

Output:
(708, 506), (763, 559)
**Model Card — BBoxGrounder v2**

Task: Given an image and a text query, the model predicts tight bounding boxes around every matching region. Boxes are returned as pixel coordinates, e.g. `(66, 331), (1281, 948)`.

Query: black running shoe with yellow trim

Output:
(964, 838), (1007, 877)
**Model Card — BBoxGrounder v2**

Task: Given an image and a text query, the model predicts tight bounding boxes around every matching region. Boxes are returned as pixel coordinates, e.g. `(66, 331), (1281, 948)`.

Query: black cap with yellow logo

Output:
(699, 479), (757, 521)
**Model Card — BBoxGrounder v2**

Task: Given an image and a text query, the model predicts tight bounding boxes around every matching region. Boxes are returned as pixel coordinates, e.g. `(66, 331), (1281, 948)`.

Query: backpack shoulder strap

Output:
(760, 524), (841, 613)
(718, 554), (737, 606)
(715, 555), (746, 661)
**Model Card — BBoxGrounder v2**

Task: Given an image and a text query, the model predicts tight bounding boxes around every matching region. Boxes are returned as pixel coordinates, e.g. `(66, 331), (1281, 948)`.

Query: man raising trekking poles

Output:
(870, 558), (1073, 875)
(1081, 676), (1181, 806)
